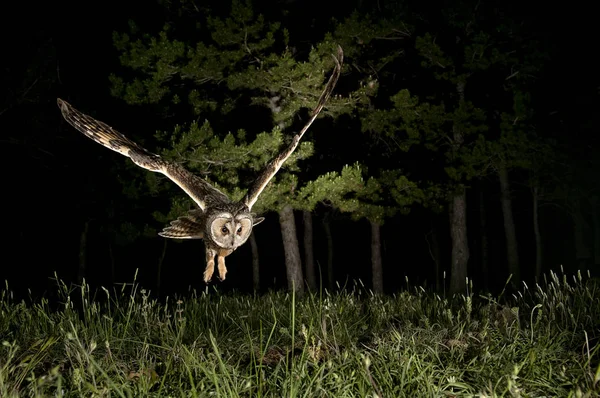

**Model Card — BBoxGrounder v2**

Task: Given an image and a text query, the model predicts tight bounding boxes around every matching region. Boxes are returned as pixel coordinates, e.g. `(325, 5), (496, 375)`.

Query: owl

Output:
(57, 46), (343, 283)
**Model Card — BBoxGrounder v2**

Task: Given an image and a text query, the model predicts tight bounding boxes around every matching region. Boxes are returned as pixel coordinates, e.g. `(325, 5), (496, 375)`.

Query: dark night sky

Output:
(2, 0), (598, 299)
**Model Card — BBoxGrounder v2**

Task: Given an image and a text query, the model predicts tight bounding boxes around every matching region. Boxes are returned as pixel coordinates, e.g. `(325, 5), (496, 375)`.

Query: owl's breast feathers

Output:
(218, 248), (235, 256)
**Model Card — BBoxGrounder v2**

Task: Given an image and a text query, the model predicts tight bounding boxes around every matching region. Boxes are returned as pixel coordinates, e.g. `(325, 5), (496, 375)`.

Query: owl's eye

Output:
(237, 227), (243, 234)
(221, 226), (229, 234)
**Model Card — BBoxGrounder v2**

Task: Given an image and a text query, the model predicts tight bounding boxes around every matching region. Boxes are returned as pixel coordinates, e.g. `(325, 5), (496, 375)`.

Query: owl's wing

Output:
(57, 98), (229, 211)
(242, 46), (343, 211)
(159, 210), (205, 239)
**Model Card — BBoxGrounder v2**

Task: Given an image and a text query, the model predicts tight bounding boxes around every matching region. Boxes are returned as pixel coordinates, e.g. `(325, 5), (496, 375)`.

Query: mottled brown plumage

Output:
(57, 46), (343, 283)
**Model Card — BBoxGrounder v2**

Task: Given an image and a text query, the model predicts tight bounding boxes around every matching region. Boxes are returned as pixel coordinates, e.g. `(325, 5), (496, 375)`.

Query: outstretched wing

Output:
(57, 98), (230, 211)
(242, 46), (344, 210)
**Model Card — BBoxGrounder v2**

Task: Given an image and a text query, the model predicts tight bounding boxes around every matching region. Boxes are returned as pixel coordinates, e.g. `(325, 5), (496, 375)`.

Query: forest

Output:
(3, 0), (597, 297)
(1, 0), (599, 302)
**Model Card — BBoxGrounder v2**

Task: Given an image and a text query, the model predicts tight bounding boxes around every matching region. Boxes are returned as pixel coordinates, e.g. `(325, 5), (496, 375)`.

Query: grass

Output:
(1, 269), (599, 397)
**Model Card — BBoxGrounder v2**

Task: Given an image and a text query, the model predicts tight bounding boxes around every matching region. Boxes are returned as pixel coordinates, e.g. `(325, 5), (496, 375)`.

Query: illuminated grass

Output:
(1, 270), (599, 397)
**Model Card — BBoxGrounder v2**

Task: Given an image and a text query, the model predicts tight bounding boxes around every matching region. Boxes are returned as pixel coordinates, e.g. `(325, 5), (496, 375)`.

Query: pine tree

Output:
(109, 1), (362, 292)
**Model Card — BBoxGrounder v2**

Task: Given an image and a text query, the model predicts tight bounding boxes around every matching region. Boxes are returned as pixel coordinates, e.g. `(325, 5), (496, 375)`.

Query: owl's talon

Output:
(203, 265), (215, 283)
(217, 266), (227, 281)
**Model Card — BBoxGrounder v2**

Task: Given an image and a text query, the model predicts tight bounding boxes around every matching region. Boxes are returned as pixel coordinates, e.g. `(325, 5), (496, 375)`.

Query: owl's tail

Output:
(159, 216), (205, 239)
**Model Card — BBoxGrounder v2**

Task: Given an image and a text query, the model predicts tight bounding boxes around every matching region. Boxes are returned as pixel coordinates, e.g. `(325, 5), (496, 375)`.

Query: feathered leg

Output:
(204, 248), (217, 283)
(217, 256), (227, 281)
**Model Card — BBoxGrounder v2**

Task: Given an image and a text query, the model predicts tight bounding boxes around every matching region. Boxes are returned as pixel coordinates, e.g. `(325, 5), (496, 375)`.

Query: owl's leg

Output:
(217, 255), (227, 281)
(203, 248), (217, 283)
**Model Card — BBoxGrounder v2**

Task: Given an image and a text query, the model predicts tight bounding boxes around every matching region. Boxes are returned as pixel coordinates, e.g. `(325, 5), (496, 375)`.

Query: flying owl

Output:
(57, 46), (343, 283)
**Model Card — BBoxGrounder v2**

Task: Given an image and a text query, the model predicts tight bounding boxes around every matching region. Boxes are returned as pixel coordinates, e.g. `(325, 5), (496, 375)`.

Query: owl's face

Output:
(208, 212), (264, 251)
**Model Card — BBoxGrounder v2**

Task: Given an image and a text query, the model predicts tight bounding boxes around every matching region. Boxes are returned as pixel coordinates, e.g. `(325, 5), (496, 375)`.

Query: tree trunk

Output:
(425, 227), (441, 291)
(448, 82), (470, 294)
(479, 190), (489, 290)
(573, 199), (591, 269)
(303, 211), (317, 291)
(249, 231), (260, 291)
(449, 188), (469, 294)
(498, 165), (520, 284)
(592, 199), (600, 266)
(323, 213), (334, 291)
(370, 220), (384, 294)
(279, 205), (304, 295)
(108, 241), (115, 284)
(427, 228), (442, 292)
(156, 239), (167, 296)
(77, 221), (89, 284)
(532, 186), (543, 279)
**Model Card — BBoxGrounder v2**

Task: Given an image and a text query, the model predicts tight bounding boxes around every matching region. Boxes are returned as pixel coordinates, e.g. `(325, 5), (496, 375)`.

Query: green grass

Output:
(1, 270), (599, 397)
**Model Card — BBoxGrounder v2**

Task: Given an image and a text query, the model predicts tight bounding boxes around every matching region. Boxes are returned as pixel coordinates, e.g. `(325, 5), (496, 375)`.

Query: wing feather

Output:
(57, 98), (229, 211)
(159, 213), (205, 239)
(242, 46), (344, 210)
